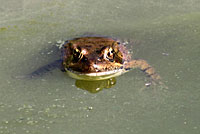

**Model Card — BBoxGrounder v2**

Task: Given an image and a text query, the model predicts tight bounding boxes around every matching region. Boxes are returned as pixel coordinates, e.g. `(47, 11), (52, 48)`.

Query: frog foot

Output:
(124, 59), (161, 81)
(125, 59), (168, 88)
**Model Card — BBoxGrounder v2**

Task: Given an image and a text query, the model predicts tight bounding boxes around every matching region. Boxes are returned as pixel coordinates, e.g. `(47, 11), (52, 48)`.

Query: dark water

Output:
(0, 0), (200, 134)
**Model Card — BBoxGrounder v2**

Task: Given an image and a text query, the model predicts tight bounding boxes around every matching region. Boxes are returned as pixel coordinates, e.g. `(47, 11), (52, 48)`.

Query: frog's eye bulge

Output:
(72, 47), (83, 62)
(106, 47), (115, 62)
(112, 42), (124, 64)
(101, 47), (114, 62)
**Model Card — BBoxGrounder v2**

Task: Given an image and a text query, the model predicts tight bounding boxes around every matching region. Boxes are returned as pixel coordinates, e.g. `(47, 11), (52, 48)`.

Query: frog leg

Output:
(124, 59), (160, 80)
(27, 59), (64, 78)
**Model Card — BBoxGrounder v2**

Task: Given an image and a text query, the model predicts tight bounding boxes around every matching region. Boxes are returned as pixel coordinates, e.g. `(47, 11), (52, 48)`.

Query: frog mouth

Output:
(65, 67), (127, 80)
(66, 67), (124, 76)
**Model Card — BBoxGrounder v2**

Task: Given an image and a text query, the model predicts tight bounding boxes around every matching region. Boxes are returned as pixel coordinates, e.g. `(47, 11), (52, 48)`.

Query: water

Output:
(0, 0), (200, 134)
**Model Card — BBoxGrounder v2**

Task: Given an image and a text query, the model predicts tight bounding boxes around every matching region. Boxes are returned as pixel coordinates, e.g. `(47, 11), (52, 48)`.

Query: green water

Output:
(0, 0), (200, 134)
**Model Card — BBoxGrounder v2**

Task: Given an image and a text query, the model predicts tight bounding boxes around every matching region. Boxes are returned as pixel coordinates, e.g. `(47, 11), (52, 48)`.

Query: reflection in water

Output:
(75, 78), (116, 93)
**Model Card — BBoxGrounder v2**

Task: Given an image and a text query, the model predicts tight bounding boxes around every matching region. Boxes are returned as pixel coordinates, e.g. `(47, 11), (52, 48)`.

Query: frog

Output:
(62, 36), (160, 81)
(28, 36), (160, 83)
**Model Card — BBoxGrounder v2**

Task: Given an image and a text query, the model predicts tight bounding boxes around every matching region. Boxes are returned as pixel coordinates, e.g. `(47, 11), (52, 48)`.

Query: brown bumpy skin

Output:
(125, 59), (161, 81)
(62, 37), (125, 73)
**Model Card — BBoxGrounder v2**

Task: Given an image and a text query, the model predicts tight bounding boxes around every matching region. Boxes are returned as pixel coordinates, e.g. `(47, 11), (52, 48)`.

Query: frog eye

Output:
(73, 47), (83, 62)
(104, 47), (114, 62)
(112, 43), (124, 64)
